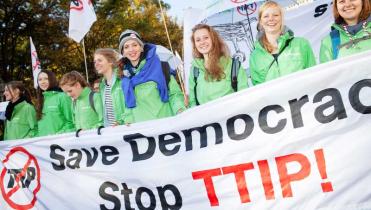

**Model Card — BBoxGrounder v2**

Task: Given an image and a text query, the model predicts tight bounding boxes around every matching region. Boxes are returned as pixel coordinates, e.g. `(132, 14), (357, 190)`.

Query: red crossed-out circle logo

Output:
(237, 3), (257, 16)
(230, 0), (248, 3)
(70, 0), (93, 11)
(0, 147), (41, 210)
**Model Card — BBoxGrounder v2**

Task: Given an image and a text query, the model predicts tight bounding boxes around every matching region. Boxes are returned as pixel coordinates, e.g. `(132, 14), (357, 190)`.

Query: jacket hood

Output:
(256, 26), (294, 45)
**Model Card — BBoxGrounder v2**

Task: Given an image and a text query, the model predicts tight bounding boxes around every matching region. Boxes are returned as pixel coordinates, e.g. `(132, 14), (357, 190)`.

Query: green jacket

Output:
(320, 21), (371, 63)
(188, 56), (248, 107)
(4, 101), (37, 140)
(99, 72), (126, 126)
(250, 30), (316, 85)
(37, 91), (74, 136)
(73, 87), (103, 130)
(123, 60), (185, 123)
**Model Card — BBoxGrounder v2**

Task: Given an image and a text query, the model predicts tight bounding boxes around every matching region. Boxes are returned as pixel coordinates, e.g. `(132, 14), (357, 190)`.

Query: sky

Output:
(162, 0), (209, 23)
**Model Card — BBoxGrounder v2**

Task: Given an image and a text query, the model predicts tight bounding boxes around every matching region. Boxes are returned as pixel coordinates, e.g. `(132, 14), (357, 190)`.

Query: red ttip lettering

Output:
(192, 149), (333, 207)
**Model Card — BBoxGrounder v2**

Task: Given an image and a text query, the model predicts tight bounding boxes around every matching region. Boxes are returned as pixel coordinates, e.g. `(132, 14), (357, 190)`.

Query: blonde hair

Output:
(94, 48), (120, 66)
(191, 24), (230, 81)
(258, 1), (285, 53)
(333, 0), (370, 25)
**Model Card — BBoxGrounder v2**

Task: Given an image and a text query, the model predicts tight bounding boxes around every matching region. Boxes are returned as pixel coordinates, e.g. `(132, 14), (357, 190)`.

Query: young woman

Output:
(249, 1), (316, 85)
(36, 70), (74, 136)
(60, 71), (103, 130)
(118, 29), (185, 123)
(188, 24), (248, 107)
(320, 0), (370, 63)
(94, 48), (126, 126)
(3, 81), (37, 140)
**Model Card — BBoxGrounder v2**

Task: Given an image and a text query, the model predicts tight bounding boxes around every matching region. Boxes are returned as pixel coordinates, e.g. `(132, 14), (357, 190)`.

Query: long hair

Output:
(36, 70), (59, 120)
(258, 1), (285, 53)
(191, 24), (229, 81)
(333, 0), (370, 25)
(5, 81), (32, 104)
(94, 48), (121, 78)
(59, 71), (88, 88)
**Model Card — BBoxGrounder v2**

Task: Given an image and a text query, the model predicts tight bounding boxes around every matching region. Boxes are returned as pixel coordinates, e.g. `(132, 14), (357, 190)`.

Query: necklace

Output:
(342, 21), (367, 48)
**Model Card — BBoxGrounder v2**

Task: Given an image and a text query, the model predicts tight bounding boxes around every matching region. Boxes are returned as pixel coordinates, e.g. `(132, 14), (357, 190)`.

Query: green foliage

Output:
(0, 0), (182, 87)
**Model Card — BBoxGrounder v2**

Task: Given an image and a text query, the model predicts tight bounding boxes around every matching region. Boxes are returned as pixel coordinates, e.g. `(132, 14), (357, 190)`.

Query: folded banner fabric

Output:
(1, 51), (371, 210)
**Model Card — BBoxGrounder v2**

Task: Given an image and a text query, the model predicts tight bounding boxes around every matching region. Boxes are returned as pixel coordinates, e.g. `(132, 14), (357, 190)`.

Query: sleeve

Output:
(237, 65), (248, 91)
(94, 93), (104, 127)
(187, 63), (197, 108)
(27, 105), (38, 138)
(303, 39), (316, 68)
(168, 75), (186, 114)
(59, 94), (75, 133)
(319, 36), (333, 63)
(249, 52), (260, 86)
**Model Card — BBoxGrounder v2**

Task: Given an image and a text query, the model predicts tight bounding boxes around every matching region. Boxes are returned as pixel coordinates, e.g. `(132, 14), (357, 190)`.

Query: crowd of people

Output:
(1, 0), (370, 140)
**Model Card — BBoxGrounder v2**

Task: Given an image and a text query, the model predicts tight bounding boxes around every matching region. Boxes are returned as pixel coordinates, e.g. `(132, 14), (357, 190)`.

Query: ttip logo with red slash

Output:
(192, 149), (333, 206)
(70, 0), (92, 11)
(230, 0), (249, 3)
(0, 147), (41, 210)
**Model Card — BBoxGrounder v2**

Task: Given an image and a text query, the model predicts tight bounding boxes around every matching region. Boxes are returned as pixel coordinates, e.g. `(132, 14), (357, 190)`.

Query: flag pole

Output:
(157, 0), (187, 101)
(82, 39), (89, 83)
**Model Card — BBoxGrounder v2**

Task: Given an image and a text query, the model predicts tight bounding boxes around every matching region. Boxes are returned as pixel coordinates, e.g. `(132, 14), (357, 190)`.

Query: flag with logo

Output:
(30, 37), (41, 89)
(68, 0), (97, 43)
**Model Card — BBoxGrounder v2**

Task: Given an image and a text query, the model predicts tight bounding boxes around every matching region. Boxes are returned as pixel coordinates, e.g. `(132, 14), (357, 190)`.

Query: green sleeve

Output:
(304, 39), (316, 68)
(320, 36), (333, 63)
(237, 65), (248, 91)
(123, 108), (134, 124)
(27, 105), (37, 138)
(188, 64), (197, 108)
(168, 76), (186, 114)
(59, 94), (75, 133)
(249, 54), (260, 86)
(94, 93), (104, 127)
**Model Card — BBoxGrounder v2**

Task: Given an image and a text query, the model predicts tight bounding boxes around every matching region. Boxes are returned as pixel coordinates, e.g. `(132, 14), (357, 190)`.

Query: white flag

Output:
(68, 0), (97, 43)
(30, 37), (41, 89)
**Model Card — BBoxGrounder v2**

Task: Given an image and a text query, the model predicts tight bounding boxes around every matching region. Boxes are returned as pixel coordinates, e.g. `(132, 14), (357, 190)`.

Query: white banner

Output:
(183, 0), (334, 90)
(30, 37), (41, 89)
(1, 51), (371, 209)
(68, 0), (97, 43)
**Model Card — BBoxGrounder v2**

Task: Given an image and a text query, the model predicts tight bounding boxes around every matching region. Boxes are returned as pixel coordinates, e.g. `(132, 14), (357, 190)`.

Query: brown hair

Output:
(36, 70), (59, 120)
(333, 0), (370, 25)
(94, 48), (121, 77)
(5, 81), (32, 104)
(191, 24), (229, 81)
(59, 71), (88, 88)
(258, 1), (285, 53)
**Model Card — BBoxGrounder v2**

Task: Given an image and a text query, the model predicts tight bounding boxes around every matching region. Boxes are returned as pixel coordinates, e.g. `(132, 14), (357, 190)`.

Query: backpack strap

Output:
(193, 67), (200, 106)
(330, 28), (340, 60)
(230, 57), (241, 92)
(89, 90), (97, 114)
(160, 61), (171, 89)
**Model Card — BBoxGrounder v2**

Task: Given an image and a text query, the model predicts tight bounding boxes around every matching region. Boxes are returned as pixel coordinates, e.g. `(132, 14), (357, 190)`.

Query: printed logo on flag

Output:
(0, 147), (41, 210)
(237, 3), (257, 16)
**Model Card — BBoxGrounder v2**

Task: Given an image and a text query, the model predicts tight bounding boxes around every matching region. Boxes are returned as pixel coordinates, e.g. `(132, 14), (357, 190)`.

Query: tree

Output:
(0, 0), (182, 88)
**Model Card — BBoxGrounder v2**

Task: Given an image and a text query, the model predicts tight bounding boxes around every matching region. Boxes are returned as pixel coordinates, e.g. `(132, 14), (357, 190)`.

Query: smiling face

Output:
(193, 28), (213, 56)
(122, 39), (143, 65)
(260, 6), (283, 34)
(336, 0), (363, 25)
(38, 72), (49, 91)
(94, 54), (113, 75)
